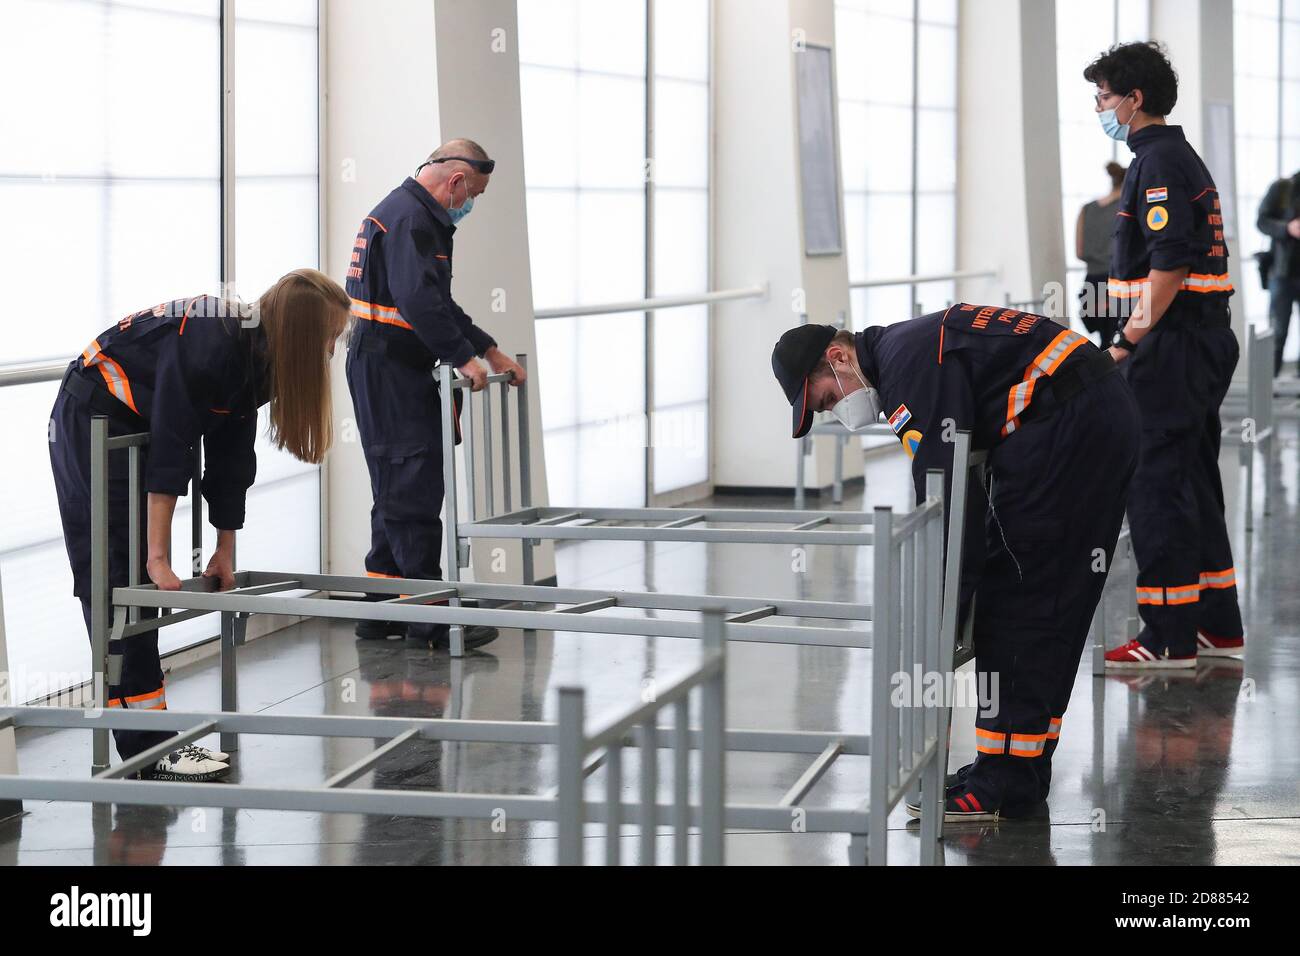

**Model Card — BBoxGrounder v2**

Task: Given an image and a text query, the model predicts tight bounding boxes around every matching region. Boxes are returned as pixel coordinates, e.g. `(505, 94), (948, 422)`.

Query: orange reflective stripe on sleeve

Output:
(1181, 273), (1233, 293)
(1001, 328), (1088, 436)
(350, 298), (413, 331)
(82, 340), (140, 415)
(1110, 273), (1233, 297)
(1108, 277), (1150, 299)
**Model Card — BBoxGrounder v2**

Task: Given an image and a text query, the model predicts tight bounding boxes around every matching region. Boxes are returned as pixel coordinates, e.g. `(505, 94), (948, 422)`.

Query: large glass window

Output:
(0, 0), (320, 701)
(519, 0), (711, 506)
(1235, 0), (1300, 360)
(836, 0), (958, 331)
(1055, 0), (1150, 331)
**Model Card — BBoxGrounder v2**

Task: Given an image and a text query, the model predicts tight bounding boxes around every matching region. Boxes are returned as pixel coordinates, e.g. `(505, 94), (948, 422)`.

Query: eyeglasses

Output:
(417, 156), (496, 175)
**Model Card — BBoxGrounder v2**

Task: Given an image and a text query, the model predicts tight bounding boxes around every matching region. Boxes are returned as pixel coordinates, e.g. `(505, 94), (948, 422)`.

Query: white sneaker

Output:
(191, 744), (230, 762)
(139, 745), (230, 782)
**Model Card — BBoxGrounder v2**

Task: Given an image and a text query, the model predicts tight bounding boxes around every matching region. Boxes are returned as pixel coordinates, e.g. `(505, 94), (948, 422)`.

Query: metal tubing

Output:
(556, 597), (618, 615)
(112, 584), (871, 650)
(482, 382), (495, 517)
(219, 611), (239, 753)
(439, 364), (465, 657)
(702, 613), (733, 868)
(725, 605), (777, 624)
(90, 416), (110, 772)
(516, 354), (535, 585)
(461, 521), (873, 546)
(661, 513), (705, 529)
(794, 436), (807, 509)
(499, 378), (512, 512)
(557, 687), (585, 866)
(324, 727), (422, 789)
(779, 740), (844, 807)
(869, 506), (892, 866)
(639, 721), (657, 866)
(673, 697), (689, 865)
(463, 381), (477, 523)
(606, 744), (623, 866)
(533, 284), (767, 320)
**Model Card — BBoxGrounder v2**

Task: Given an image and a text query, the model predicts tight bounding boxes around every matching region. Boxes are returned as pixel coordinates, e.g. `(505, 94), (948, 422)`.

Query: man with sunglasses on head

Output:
(345, 139), (524, 650)
(1082, 43), (1245, 670)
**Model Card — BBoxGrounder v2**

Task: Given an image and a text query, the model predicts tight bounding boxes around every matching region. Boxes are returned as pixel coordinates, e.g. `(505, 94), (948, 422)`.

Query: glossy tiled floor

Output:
(4, 419), (1299, 865)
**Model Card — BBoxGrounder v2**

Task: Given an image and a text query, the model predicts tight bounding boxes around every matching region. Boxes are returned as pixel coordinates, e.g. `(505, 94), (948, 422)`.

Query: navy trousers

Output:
(965, 369), (1139, 810)
(1123, 315), (1243, 657)
(345, 331), (451, 641)
(49, 373), (173, 760)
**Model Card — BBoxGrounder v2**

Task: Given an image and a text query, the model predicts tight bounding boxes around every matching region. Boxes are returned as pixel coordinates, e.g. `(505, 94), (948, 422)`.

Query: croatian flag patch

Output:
(888, 404), (912, 434)
(1145, 187), (1168, 203)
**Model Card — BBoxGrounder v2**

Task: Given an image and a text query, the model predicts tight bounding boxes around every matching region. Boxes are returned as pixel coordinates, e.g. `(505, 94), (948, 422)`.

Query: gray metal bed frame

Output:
(440, 357), (924, 573)
(0, 456), (963, 863)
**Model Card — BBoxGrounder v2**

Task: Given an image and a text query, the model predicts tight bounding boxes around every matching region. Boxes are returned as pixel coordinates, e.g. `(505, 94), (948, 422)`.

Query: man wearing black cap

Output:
(773, 305), (1139, 820)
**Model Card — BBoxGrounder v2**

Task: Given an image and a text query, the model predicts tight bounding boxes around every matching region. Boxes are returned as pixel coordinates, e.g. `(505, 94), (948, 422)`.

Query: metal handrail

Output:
(533, 283), (768, 320)
(0, 360), (67, 388)
(848, 268), (997, 290)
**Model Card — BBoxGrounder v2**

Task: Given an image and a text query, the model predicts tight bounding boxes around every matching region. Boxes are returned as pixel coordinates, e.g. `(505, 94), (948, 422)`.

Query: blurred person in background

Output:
(1076, 161), (1127, 347)
(1256, 168), (1300, 376)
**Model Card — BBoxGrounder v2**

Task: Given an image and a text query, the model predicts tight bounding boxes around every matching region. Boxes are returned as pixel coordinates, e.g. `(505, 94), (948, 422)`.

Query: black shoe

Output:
(356, 619), (407, 640)
(946, 763), (972, 790)
(905, 785), (999, 823)
(406, 624), (500, 650)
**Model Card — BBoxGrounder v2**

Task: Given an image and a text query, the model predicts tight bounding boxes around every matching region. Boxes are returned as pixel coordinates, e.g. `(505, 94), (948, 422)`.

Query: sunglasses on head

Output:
(417, 156), (496, 175)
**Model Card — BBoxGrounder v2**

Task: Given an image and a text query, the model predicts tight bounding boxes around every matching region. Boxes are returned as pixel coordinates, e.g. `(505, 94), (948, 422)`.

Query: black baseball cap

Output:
(772, 324), (838, 439)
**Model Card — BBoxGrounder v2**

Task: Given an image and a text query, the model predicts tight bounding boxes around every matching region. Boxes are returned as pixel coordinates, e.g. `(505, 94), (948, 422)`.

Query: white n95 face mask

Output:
(829, 363), (882, 431)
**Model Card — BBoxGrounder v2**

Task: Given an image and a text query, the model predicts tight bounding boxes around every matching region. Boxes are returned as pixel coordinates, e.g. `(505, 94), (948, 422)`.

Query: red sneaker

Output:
(1104, 638), (1196, 669)
(1197, 631), (1245, 658)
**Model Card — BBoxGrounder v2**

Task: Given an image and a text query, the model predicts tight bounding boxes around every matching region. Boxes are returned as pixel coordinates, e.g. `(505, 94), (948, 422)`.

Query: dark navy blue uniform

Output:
(344, 178), (496, 633)
(1109, 124), (1242, 657)
(48, 297), (267, 759)
(858, 304), (1139, 810)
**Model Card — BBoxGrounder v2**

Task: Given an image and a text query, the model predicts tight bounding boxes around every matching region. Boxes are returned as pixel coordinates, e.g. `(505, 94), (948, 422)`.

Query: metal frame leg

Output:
(90, 417), (111, 774)
(219, 611), (242, 753)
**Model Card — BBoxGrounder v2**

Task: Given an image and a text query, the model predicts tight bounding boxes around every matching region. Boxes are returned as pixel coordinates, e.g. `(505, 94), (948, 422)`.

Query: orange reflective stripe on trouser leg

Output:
(975, 728), (1006, 755)
(1009, 733), (1048, 758)
(106, 686), (167, 709)
(1199, 567), (1236, 590)
(1046, 717), (1062, 741)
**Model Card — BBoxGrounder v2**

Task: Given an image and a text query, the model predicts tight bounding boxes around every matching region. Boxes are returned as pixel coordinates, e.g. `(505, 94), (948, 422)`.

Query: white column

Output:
(323, 0), (554, 584)
(713, 0), (856, 491)
(956, 0), (1066, 311)
(431, 0), (555, 584)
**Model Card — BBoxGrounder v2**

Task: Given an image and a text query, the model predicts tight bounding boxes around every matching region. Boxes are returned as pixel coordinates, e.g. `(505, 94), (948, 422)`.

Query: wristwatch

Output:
(1111, 329), (1137, 352)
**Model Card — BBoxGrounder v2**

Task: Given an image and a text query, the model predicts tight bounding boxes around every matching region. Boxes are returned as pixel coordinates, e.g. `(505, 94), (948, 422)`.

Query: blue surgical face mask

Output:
(1099, 93), (1133, 142)
(448, 178), (474, 225)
